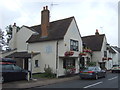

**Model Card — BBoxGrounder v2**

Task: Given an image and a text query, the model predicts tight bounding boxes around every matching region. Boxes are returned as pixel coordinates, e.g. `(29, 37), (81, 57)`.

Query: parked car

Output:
(0, 58), (31, 83)
(79, 66), (106, 80)
(0, 58), (16, 63)
(111, 64), (120, 73)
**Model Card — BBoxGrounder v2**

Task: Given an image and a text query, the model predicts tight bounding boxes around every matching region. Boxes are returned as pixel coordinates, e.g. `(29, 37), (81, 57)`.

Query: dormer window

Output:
(70, 39), (79, 51)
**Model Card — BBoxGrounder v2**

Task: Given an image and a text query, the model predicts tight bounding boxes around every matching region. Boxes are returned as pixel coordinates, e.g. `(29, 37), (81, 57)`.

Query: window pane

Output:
(35, 60), (39, 67)
(70, 39), (79, 51)
(63, 59), (75, 69)
(104, 51), (107, 57)
(70, 40), (73, 45)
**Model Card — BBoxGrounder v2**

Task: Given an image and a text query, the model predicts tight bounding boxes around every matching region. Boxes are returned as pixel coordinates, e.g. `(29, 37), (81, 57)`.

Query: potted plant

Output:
(108, 57), (112, 61)
(64, 51), (74, 56)
(64, 66), (76, 76)
(102, 57), (107, 61)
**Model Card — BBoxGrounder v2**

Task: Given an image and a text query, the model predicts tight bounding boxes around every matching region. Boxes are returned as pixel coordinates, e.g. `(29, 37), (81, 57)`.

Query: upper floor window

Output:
(70, 39), (79, 51)
(104, 51), (107, 57)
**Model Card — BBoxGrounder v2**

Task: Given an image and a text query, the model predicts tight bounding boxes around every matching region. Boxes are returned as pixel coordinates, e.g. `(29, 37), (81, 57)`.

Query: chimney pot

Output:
(96, 29), (98, 32)
(43, 7), (45, 10)
(95, 29), (99, 35)
(13, 23), (16, 27)
(46, 6), (48, 10)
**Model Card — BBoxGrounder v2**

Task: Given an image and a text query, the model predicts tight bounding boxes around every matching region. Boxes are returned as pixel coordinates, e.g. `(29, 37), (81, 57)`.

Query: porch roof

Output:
(5, 51), (40, 58)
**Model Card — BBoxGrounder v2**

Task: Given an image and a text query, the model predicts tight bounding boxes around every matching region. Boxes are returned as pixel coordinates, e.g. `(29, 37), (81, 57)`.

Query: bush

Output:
(87, 62), (96, 66)
(44, 65), (56, 78)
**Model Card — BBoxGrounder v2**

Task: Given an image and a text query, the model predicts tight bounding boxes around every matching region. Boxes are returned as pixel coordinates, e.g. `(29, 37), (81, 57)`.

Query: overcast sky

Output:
(0, 0), (119, 46)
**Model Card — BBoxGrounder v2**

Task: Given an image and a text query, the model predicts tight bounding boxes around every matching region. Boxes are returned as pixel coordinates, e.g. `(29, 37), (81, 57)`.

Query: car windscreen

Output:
(113, 65), (119, 67)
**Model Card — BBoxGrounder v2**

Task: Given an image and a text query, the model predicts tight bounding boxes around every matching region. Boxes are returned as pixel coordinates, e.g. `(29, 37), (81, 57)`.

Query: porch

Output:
(5, 51), (40, 70)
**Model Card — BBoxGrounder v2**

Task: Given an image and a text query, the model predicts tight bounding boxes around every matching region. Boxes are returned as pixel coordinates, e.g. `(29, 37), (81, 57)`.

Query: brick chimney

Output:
(41, 6), (50, 37)
(95, 29), (99, 35)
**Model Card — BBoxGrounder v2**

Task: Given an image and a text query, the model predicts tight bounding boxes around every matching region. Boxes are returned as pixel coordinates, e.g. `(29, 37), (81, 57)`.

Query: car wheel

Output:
(26, 72), (30, 81)
(0, 76), (4, 83)
(95, 75), (98, 80)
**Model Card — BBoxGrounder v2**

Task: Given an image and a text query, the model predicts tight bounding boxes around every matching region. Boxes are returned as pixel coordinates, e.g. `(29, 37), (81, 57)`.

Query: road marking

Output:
(108, 76), (118, 81)
(83, 81), (103, 88)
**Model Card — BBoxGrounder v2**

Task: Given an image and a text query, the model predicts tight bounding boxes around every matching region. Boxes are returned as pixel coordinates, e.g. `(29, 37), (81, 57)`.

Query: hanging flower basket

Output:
(64, 51), (74, 56)
(79, 52), (86, 56)
(102, 57), (107, 61)
(83, 49), (92, 53)
(108, 57), (112, 60)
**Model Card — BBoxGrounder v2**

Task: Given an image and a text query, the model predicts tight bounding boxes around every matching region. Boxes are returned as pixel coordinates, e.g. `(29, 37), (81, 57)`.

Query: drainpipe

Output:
(56, 41), (59, 78)
(30, 51), (34, 80)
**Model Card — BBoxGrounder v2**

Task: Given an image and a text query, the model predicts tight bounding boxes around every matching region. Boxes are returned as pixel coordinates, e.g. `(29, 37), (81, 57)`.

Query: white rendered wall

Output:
(16, 27), (35, 52)
(9, 26), (35, 52)
(28, 41), (57, 74)
(57, 19), (82, 76)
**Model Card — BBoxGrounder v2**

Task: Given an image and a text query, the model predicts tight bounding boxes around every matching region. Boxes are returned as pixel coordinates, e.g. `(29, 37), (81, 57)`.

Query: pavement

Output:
(2, 75), (80, 89)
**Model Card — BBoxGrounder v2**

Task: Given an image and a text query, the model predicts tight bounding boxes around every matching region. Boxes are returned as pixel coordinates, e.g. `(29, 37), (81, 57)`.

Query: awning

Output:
(5, 51), (40, 58)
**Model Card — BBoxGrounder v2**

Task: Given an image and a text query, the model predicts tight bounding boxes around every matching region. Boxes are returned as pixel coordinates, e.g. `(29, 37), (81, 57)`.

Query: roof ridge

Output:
(50, 16), (74, 23)
(82, 34), (105, 38)
(29, 16), (74, 28)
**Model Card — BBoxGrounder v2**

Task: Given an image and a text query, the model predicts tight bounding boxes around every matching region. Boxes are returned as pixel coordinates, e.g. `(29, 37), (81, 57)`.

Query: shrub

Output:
(44, 65), (56, 78)
(87, 62), (96, 66)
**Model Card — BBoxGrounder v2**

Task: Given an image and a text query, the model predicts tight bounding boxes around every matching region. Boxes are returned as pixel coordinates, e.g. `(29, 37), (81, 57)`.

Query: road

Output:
(36, 73), (119, 88)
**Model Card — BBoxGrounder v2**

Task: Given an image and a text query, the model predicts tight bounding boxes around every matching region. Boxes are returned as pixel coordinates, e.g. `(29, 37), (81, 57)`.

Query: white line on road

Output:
(83, 81), (103, 88)
(108, 76), (118, 81)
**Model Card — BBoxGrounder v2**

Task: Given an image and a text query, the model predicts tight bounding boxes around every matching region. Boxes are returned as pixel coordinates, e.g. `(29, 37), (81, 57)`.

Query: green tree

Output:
(6, 25), (12, 43)
(0, 29), (6, 51)
(6, 24), (20, 43)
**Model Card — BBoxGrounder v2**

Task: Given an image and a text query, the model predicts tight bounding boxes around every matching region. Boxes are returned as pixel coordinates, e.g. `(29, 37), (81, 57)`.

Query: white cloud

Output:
(1, 0), (22, 11)
(17, 0), (118, 3)
(0, 0), (118, 46)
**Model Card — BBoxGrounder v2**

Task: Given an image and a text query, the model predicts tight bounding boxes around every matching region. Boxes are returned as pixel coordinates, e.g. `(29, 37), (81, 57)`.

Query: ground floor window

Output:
(63, 58), (75, 69)
(35, 60), (39, 67)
